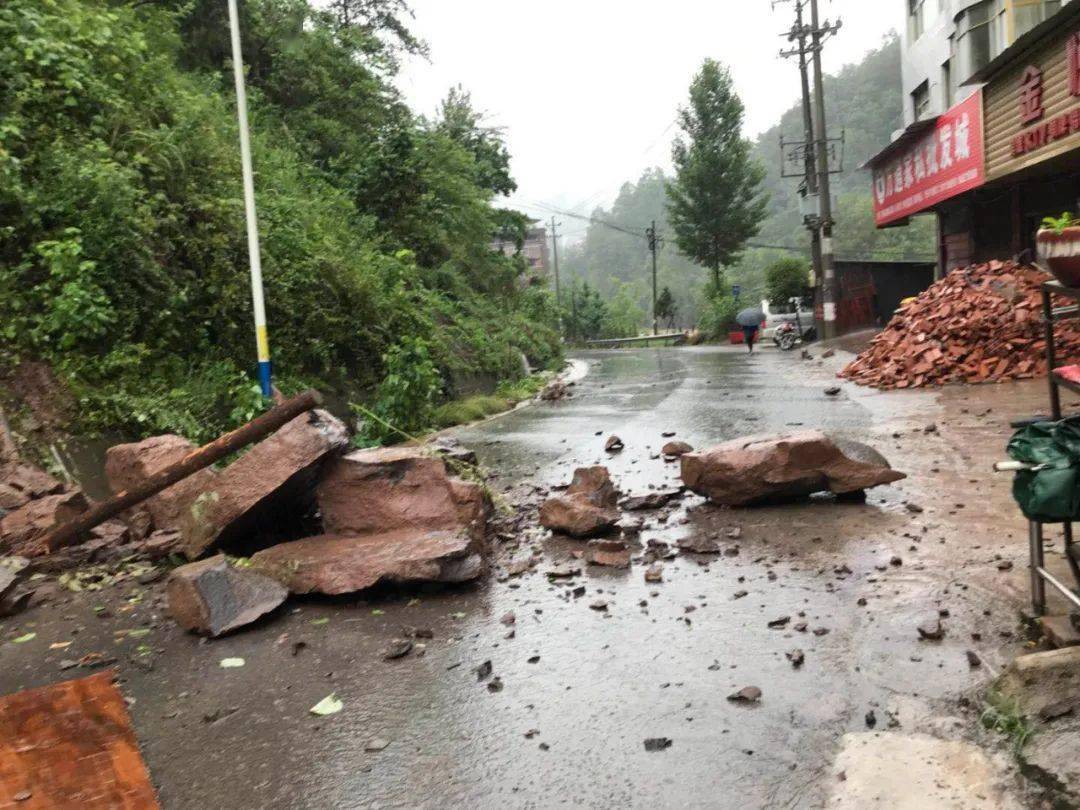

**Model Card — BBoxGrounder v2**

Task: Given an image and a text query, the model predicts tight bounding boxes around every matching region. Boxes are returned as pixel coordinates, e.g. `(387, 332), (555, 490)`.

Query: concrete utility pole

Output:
(810, 0), (841, 339)
(550, 217), (563, 333)
(790, 1), (823, 291)
(647, 221), (659, 335)
(227, 0), (272, 397)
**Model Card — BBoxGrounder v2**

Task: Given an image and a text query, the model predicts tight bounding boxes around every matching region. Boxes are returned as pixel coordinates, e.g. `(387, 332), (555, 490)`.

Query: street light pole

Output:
(227, 0), (272, 397)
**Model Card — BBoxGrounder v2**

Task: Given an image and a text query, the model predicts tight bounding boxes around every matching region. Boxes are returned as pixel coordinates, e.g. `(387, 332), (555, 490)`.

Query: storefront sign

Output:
(985, 27), (1080, 181)
(1010, 35), (1080, 158)
(871, 93), (985, 227)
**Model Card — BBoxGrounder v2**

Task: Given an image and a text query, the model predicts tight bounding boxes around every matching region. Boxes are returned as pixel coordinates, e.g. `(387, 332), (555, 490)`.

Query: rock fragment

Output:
(727, 686), (762, 704)
(539, 467), (620, 538)
(167, 554), (287, 637)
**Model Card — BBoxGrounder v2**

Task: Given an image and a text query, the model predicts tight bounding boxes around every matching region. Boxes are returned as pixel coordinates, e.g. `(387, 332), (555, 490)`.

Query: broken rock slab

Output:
(251, 529), (484, 596)
(0, 490), (88, 555)
(539, 466), (620, 538)
(994, 646), (1080, 720)
(180, 409), (349, 559)
(317, 446), (487, 541)
(680, 430), (905, 506)
(0, 463), (64, 512)
(167, 554), (288, 637)
(105, 434), (218, 533)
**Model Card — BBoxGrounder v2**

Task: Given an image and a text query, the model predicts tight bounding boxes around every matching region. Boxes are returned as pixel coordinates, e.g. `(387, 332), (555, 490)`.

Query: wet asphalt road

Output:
(0, 344), (1050, 808)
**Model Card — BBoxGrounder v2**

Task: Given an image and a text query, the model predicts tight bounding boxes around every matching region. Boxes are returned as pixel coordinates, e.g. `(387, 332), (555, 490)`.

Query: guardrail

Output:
(584, 333), (687, 348)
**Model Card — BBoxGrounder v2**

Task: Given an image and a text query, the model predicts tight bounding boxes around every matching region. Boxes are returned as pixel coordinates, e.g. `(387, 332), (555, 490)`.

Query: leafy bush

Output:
(358, 337), (441, 443)
(0, 0), (561, 442)
(698, 294), (739, 340)
(765, 258), (811, 308)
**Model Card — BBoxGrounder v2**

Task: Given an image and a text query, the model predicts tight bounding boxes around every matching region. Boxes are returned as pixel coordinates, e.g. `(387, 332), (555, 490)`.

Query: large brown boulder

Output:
(539, 466), (620, 538)
(0, 490), (88, 555)
(167, 554), (288, 637)
(180, 409), (349, 559)
(0, 464), (64, 512)
(105, 434), (218, 533)
(680, 431), (905, 506)
(317, 446), (488, 541)
(252, 529), (484, 595)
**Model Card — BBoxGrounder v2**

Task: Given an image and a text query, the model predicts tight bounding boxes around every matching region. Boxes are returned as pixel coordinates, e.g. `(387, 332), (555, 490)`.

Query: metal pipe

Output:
(1036, 565), (1080, 612)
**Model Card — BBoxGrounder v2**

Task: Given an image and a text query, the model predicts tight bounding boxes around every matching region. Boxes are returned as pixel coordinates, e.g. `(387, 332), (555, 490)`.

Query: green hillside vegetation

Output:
(561, 33), (936, 332)
(0, 0), (561, 443)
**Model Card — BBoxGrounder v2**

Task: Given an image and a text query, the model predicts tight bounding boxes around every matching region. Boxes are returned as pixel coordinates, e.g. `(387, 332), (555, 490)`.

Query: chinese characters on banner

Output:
(872, 92), (985, 227)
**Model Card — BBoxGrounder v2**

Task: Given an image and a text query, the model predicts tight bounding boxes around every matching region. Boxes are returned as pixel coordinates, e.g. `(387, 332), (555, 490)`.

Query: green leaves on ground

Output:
(310, 694), (344, 716)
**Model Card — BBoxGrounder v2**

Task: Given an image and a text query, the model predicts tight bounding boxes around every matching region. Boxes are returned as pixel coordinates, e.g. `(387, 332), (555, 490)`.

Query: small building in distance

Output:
(493, 227), (549, 281)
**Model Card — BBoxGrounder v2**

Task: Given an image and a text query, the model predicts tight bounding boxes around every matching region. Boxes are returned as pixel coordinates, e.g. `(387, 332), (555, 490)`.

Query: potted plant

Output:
(1037, 213), (1080, 287)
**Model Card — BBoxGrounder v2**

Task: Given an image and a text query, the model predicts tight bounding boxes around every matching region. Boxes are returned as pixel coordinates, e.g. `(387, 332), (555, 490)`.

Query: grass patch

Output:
(981, 691), (1035, 755)
(431, 373), (550, 430)
(433, 395), (511, 429)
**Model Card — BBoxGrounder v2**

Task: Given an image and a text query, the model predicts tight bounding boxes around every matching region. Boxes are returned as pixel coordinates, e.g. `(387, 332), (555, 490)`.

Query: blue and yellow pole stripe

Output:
(228, 0), (272, 398)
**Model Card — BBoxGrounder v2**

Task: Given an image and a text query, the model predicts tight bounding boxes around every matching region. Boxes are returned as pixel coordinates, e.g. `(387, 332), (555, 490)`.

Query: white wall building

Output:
(901, 0), (1070, 128)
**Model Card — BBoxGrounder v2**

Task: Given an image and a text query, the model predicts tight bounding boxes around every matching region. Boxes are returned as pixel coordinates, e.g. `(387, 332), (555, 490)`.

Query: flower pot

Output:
(1037, 227), (1080, 287)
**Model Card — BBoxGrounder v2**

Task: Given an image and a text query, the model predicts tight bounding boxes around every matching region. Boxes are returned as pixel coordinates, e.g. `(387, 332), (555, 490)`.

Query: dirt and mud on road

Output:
(0, 343), (1072, 808)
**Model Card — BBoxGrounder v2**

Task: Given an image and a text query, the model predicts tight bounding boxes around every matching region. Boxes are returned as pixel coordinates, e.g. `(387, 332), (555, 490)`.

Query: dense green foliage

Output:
(668, 60), (768, 287)
(560, 280), (643, 343)
(655, 287), (676, 330)
(0, 0), (560, 442)
(765, 258), (811, 307)
(561, 34), (935, 333)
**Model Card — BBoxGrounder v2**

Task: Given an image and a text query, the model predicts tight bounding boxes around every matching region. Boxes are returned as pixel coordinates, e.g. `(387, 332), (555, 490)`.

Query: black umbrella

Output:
(736, 307), (765, 328)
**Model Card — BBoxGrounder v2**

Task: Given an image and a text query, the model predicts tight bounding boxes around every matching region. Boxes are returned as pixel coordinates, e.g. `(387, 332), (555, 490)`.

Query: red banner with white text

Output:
(871, 92), (985, 227)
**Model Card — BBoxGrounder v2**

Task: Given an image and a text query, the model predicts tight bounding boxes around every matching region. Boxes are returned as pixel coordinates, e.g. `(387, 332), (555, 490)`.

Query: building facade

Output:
(492, 227), (550, 280)
(902, 1), (1069, 129)
(869, 1), (1080, 274)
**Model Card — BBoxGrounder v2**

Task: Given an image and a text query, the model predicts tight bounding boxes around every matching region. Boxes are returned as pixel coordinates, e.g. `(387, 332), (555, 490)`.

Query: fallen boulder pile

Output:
(680, 431), (905, 506)
(840, 260), (1078, 389)
(0, 398), (492, 634)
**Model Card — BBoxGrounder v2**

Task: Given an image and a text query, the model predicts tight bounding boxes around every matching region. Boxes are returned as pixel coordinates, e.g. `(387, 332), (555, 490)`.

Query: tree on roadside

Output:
(437, 86), (516, 198)
(667, 59), (767, 290)
(655, 286), (677, 329)
(765, 258), (811, 308)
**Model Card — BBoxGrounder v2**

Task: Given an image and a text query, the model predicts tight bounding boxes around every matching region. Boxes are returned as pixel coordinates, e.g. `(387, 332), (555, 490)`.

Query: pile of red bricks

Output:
(841, 260), (1080, 389)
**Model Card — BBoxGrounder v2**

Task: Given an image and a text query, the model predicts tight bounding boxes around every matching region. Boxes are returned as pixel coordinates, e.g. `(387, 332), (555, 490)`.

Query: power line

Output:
(517, 200), (649, 241)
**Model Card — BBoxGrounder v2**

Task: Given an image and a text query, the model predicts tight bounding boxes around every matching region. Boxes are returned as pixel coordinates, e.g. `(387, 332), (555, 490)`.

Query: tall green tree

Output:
(437, 86), (516, 198)
(667, 59), (767, 289)
(655, 286), (677, 329)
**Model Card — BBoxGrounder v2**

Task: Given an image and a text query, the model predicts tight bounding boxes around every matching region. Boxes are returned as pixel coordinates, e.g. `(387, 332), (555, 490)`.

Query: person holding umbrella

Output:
(736, 307), (765, 353)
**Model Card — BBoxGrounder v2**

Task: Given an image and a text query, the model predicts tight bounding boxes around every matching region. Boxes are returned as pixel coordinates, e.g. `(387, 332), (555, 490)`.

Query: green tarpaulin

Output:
(1007, 417), (1080, 522)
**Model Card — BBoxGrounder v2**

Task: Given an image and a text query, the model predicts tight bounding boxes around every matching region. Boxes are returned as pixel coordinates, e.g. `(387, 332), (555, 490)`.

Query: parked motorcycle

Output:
(773, 321), (801, 351)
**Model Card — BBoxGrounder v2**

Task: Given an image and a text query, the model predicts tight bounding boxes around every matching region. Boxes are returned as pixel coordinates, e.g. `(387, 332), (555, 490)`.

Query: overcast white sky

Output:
(395, 0), (901, 234)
